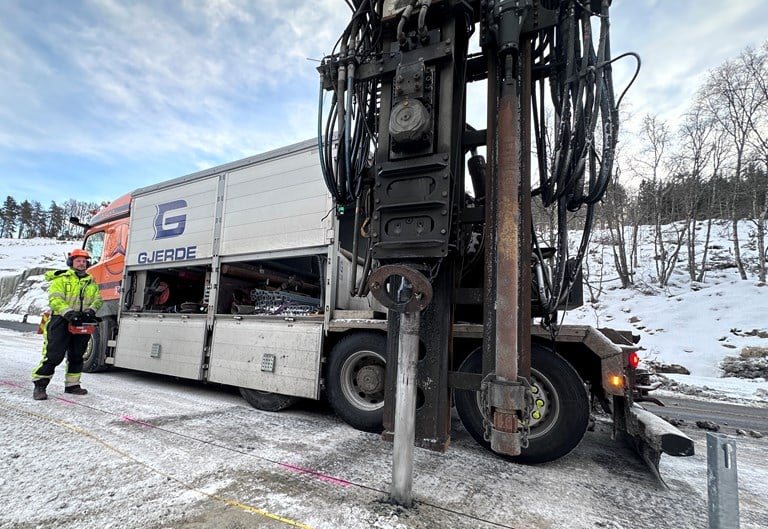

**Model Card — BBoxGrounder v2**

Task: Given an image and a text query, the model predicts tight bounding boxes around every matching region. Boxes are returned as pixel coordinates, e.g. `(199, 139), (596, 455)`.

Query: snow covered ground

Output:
(1, 328), (767, 529)
(561, 221), (768, 406)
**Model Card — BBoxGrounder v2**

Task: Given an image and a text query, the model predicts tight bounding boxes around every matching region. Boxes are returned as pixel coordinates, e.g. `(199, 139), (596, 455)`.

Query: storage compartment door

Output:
(113, 315), (207, 379)
(220, 148), (333, 255)
(208, 319), (323, 399)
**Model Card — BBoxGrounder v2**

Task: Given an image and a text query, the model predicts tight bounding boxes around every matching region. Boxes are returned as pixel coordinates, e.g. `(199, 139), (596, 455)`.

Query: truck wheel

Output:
(454, 343), (589, 463)
(83, 317), (115, 373)
(326, 332), (387, 432)
(239, 388), (298, 412)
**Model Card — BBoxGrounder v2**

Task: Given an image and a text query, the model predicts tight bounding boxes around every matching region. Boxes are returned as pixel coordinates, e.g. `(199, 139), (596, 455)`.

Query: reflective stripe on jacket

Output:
(45, 269), (103, 316)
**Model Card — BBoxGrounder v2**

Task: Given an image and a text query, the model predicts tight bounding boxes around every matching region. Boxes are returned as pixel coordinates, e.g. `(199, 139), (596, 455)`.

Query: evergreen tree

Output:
(32, 201), (47, 238)
(0, 196), (19, 238)
(17, 200), (34, 238)
(48, 201), (66, 238)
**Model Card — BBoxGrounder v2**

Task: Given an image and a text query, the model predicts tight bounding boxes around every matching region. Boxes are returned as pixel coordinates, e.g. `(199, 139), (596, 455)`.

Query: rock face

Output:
(0, 267), (49, 315)
(720, 348), (768, 379)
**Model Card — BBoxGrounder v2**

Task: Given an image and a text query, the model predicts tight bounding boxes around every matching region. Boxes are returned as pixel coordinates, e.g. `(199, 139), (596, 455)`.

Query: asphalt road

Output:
(0, 320), (38, 333)
(2, 321), (767, 528)
(641, 395), (768, 433)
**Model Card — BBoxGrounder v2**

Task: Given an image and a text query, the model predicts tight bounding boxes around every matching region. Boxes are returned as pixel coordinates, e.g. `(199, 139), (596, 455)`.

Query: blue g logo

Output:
(154, 200), (187, 239)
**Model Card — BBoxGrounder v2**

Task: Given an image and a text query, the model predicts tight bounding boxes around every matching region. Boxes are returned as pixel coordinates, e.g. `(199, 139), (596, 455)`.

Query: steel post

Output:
(707, 433), (740, 529)
(390, 309), (421, 507)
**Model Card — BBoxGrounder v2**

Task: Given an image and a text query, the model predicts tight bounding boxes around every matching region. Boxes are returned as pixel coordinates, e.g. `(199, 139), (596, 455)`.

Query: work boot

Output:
(64, 385), (88, 395)
(33, 380), (48, 400)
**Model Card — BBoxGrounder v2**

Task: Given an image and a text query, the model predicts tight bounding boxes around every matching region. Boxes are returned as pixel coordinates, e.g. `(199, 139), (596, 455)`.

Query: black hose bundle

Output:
(530, 0), (635, 320)
(317, 0), (382, 207)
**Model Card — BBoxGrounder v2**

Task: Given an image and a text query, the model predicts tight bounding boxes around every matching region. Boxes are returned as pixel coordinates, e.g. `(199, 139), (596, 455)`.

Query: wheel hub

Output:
(527, 377), (550, 429)
(356, 365), (384, 394)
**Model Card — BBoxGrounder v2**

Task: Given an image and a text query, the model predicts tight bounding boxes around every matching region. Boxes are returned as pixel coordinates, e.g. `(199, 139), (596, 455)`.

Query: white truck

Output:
(96, 140), (387, 425)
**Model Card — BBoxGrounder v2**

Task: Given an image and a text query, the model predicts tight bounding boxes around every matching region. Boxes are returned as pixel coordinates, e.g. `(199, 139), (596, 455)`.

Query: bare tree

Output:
(604, 158), (633, 287)
(632, 114), (687, 286)
(696, 125), (730, 282)
(740, 43), (768, 282)
(675, 99), (715, 282)
(703, 49), (766, 280)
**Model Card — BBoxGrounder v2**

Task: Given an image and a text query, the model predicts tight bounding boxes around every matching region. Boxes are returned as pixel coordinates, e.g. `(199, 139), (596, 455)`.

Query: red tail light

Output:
(628, 351), (640, 369)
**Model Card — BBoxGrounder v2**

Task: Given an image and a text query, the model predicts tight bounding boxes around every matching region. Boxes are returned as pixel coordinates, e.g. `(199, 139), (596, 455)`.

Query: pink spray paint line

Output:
(120, 415), (154, 428)
(278, 462), (352, 488)
(1, 381), (24, 388)
(55, 397), (77, 404)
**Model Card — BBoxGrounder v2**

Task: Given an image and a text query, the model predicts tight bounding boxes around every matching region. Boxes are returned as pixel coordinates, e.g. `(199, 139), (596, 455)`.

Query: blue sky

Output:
(1, 0), (766, 206)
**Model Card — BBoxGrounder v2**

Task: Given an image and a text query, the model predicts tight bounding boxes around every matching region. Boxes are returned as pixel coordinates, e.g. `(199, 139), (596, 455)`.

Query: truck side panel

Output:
(112, 315), (207, 379)
(208, 319), (323, 399)
(127, 176), (219, 265)
(220, 149), (333, 255)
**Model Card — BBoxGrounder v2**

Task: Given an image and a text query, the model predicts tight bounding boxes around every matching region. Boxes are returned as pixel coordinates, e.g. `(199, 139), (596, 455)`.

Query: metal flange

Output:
(367, 264), (433, 314)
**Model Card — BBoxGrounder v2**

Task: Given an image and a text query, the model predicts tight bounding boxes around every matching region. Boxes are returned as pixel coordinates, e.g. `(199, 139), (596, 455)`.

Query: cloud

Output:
(0, 0), (350, 163)
(611, 0), (768, 131)
(1, 0), (766, 205)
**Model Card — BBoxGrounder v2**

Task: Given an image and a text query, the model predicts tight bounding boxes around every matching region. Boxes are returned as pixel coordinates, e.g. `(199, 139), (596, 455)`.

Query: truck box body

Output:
(114, 140), (343, 399)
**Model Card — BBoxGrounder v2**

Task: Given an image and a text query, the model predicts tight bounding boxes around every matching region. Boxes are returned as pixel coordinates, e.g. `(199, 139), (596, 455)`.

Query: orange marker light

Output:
(610, 375), (623, 387)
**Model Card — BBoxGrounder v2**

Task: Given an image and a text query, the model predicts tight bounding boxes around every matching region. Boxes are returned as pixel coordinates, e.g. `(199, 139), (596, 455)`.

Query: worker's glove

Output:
(65, 311), (84, 325)
(83, 309), (100, 323)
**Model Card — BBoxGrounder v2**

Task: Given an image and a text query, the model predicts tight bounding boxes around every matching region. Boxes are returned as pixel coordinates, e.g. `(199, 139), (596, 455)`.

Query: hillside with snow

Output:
(1, 223), (767, 403)
(563, 220), (768, 402)
(0, 238), (76, 315)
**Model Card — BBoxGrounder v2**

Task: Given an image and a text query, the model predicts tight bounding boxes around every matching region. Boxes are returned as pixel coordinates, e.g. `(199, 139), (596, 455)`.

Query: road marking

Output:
(279, 462), (353, 487)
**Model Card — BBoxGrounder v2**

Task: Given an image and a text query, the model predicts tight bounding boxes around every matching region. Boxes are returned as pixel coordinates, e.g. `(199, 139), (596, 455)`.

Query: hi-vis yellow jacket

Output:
(45, 269), (103, 317)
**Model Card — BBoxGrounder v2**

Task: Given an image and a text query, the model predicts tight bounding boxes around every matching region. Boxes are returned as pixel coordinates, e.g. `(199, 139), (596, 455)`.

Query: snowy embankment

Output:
(560, 220), (768, 404)
(0, 238), (76, 315)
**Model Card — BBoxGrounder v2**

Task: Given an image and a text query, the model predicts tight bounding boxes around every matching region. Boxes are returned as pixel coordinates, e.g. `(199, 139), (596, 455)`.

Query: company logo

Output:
(137, 246), (197, 264)
(154, 200), (187, 239)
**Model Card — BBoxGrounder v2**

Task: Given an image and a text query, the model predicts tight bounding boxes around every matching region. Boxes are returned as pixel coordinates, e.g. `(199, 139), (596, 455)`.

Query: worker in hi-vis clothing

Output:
(32, 248), (103, 400)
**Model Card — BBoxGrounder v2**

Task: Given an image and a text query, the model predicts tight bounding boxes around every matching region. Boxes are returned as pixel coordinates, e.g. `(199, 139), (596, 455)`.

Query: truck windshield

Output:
(84, 231), (105, 265)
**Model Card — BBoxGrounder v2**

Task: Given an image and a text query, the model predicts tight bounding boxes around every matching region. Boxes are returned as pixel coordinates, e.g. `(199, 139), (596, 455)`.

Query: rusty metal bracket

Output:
(368, 264), (433, 313)
(480, 374), (532, 455)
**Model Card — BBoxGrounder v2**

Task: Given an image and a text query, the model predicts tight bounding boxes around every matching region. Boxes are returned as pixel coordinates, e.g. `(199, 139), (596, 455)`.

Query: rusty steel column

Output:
(495, 53), (520, 383)
(519, 39), (533, 380)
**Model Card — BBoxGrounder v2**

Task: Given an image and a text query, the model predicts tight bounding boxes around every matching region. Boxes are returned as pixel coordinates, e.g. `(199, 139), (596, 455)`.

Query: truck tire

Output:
(454, 343), (589, 464)
(239, 388), (298, 412)
(83, 317), (115, 373)
(325, 332), (387, 432)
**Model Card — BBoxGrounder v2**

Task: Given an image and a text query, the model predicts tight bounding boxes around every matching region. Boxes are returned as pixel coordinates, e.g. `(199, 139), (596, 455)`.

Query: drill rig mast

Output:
(318, 0), (679, 505)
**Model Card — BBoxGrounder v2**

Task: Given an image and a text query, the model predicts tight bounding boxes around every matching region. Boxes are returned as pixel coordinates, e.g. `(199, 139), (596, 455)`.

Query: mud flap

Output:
(627, 404), (695, 487)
